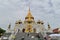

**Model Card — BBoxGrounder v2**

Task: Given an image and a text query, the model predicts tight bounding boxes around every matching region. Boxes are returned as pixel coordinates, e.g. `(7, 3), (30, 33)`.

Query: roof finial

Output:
(28, 0), (31, 12)
(28, 0), (30, 12)
(8, 23), (11, 29)
(29, 7), (30, 12)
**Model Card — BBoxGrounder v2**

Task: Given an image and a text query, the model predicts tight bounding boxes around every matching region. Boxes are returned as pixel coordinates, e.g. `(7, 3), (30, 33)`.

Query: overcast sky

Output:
(0, 0), (60, 30)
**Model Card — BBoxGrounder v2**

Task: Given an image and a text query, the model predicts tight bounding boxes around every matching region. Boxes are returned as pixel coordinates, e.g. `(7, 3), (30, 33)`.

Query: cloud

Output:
(0, 0), (60, 30)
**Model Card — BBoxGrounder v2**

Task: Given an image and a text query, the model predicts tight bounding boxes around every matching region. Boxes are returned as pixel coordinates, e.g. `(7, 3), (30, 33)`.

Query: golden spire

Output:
(25, 8), (34, 21)
(26, 8), (33, 18)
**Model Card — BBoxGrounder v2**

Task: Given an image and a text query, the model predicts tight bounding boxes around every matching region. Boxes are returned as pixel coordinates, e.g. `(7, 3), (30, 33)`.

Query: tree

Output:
(0, 28), (6, 37)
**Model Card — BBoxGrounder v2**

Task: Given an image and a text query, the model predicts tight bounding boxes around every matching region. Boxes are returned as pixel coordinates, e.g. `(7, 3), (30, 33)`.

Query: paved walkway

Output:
(0, 38), (1, 40)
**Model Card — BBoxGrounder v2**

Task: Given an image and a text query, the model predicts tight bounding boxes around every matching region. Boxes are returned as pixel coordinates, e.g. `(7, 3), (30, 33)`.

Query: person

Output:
(48, 36), (51, 40)
(44, 37), (47, 40)
(44, 34), (49, 40)
(21, 38), (24, 40)
(21, 36), (24, 40)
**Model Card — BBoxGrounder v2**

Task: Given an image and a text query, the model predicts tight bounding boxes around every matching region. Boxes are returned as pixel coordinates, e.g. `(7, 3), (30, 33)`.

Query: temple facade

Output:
(1, 8), (53, 40)
(14, 8), (45, 33)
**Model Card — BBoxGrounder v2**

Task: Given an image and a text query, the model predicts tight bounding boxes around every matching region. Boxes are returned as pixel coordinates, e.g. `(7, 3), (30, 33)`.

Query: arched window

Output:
(28, 21), (32, 24)
(41, 23), (44, 25)
(25, 17), (28, 19)
(31, 17), (34, 20)
(18, 22), (22, 24)
(22, 28), (25, 32)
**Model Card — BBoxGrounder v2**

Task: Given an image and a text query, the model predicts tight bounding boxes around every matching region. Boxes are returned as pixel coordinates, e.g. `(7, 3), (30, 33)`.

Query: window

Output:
(18, 22), (22, 24)
(22, 28), (25, 32)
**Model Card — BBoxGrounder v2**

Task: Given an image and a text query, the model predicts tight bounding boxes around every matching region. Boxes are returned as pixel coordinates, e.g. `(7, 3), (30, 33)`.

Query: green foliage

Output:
(0, 28), (5, 33)
(0, 28), (6, 37)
